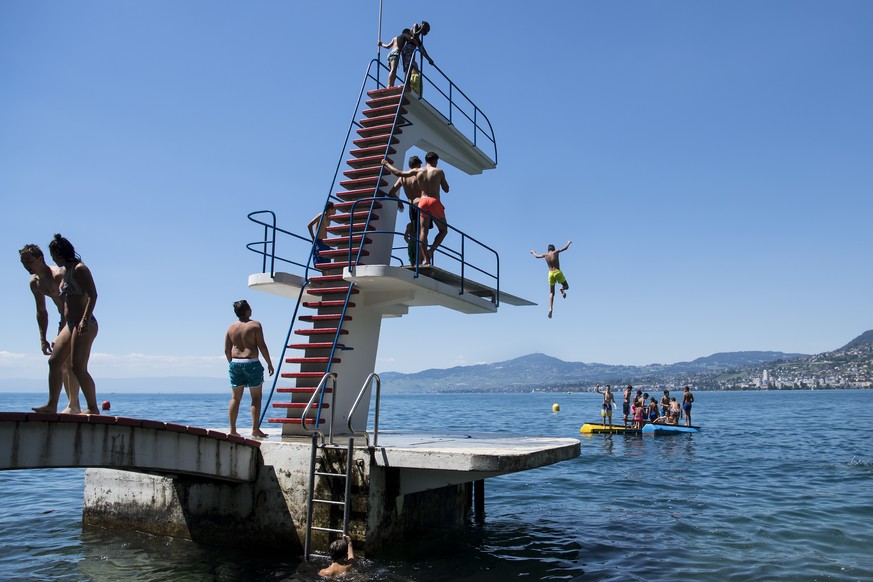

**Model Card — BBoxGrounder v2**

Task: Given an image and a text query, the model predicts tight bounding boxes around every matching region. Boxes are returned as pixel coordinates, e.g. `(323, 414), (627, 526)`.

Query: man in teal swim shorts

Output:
(531, 241), (572, 318)
(225, 300), (274, 437)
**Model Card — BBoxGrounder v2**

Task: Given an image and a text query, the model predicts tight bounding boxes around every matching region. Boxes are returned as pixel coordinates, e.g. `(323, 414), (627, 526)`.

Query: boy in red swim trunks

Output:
(382, 151), (449, 266)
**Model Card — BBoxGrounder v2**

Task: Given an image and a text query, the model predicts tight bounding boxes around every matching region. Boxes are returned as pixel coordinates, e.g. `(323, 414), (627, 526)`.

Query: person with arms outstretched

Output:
(530, 241), (572, 318)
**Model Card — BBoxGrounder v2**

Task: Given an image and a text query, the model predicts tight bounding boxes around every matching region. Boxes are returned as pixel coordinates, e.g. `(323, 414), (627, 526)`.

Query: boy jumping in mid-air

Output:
(530, 241), (572, 318)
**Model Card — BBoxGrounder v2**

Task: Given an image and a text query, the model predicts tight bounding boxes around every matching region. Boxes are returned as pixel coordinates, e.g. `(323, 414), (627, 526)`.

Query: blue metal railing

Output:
(347, 196), (500, 301)
(375, 46), (497, 166)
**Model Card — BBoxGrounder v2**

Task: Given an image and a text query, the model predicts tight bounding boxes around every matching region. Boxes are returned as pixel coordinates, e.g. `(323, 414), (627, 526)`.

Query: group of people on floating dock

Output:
(20, 236), (101, 416)
(596, 384), (695, 428)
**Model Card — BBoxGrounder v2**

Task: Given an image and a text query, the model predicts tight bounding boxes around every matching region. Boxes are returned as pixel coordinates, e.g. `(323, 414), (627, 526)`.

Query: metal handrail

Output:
(246, 210), (315, 277)
(373, 46), (497, 166)
(300, 372), (338, 445)
(347, 373), (381, 448)
(348, 196), (501, 305)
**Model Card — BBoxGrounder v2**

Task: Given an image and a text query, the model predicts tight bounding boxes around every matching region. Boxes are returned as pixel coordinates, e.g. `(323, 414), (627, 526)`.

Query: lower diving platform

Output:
(83, 428), (579, 556)
(249, 264), (533, 315)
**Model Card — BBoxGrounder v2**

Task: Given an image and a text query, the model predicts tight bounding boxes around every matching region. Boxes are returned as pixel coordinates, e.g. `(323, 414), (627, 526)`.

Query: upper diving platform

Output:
(392, 87), (496, 176)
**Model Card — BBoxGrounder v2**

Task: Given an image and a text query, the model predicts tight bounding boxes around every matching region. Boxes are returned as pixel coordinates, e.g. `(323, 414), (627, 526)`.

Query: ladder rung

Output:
(312, 499), (346, 506)
(314, 471), (348, 478)
(311, 526), (345, 534)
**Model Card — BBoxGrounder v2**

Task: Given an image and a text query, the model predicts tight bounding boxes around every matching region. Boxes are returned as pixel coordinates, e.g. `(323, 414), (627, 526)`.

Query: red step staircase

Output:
(268, 85), (410, 429)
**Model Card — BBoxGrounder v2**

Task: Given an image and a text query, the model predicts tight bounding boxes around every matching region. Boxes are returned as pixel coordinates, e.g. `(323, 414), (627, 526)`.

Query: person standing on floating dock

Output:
(19, 243), (81, 414)
(382, 151), (449, 266)
(225, 300), (274, 438)
(622, 385), (633, 427)
(530, 241), (571, 318)
(682, 386), (695, 427)
(595, 384), (616, 428)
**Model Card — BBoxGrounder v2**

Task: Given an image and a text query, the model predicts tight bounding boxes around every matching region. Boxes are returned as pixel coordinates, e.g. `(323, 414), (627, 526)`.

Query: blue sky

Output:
(2, 1), (871, 383)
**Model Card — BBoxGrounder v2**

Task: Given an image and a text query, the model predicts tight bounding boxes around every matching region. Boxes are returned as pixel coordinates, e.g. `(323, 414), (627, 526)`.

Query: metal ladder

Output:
(304, 434), (355, 560)
(301, 373), (381, 560)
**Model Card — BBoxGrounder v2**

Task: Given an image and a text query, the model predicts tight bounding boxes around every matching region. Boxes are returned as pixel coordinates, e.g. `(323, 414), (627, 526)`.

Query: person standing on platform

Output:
(33, 234), (100, 415)
(19, 244), (81, 414)
(382, 151), (449, 266)
(225, 300), (274, 438)
(401, 22), (433, 75)
(377, 28), (410, 87)
(387, 155), (424, 224)
(682, 386), (695, 427)
(530, 241), (571, 319)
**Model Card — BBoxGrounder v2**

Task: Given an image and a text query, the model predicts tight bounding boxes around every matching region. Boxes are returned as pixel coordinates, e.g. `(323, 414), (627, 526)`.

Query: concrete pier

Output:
(82, 429), (579, 556)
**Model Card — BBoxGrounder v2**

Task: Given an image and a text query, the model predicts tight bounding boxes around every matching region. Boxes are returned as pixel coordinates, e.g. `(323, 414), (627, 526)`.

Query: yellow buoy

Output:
(552, 403), (560, 412)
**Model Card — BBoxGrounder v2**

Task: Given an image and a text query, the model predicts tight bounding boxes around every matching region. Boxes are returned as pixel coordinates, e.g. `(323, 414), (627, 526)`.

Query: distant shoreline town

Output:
(378, 330), (873, 393)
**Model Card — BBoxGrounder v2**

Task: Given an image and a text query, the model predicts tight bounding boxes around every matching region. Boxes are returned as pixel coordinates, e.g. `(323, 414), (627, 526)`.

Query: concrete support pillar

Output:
(474, 479), (485, 522)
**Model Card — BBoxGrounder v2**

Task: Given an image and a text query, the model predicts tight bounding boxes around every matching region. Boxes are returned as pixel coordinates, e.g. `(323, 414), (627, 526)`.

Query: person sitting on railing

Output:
(378, 29), (410, 87)
(382, 151), (449, 267)
(308, 202), (336, 269)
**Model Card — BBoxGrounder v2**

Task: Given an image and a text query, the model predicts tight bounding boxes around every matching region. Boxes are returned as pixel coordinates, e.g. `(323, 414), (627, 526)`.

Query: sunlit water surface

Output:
(1, 390), (871, 581)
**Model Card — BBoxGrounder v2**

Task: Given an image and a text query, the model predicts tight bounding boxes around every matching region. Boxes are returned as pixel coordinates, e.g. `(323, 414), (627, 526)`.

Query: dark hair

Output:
(233, 300), (250, 317)
(19, 244), (44, 260)
(420, 21), (430, 35)
(424, 151), (439, 164)
(547, 244), (555, 251)
(328, 538), (349, 562)
(408, 155), (422, 167)
(48, 234), (80, 264)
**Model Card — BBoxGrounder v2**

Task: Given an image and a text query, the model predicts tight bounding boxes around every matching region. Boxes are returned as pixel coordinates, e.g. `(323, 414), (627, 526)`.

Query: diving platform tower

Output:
(248, 63), (533, 439)
(74, 56), (573, 561)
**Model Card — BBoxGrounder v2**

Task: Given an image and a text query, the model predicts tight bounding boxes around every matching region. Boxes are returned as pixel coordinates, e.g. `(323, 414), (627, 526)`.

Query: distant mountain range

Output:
(3, 332), (869, 395)
(379, 330), (873, 393)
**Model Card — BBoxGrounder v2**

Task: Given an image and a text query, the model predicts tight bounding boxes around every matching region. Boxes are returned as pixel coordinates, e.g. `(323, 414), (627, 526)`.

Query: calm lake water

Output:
(1, 389), (872, 581)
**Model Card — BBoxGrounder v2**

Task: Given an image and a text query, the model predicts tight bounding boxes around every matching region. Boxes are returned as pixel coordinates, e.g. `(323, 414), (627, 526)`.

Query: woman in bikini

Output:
(33, 234), (100, 414)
